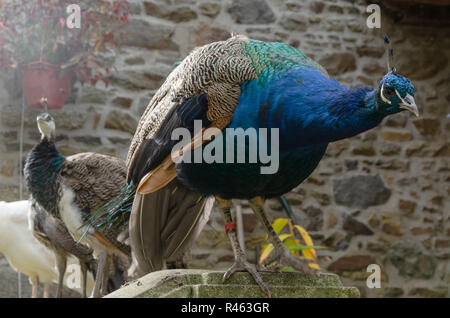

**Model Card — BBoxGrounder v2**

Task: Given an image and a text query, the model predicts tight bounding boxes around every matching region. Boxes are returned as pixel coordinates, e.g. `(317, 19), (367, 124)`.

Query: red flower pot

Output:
(21, 61), (74, 110)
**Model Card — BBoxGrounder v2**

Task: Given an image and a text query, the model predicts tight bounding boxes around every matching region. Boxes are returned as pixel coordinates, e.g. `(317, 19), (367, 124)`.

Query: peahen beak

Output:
(399, 93), (419, 117)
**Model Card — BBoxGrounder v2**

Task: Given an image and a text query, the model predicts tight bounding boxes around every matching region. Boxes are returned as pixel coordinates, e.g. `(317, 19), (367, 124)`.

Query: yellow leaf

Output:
(272, 218), (288, 234)
(259, 243), (274, 265)
(308, 263), (320, 270)
(94, 39), (103, 52)
(302, 248), (315, 259)
(294, 225), (317, 259)
(279, 233), (291, 242)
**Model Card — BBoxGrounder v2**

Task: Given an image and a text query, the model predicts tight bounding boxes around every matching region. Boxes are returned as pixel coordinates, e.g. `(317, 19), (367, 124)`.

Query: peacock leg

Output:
(216, 196), (271, 297)
(80, 261), (88, 298)
(54, 250), (67, 298)
(91, 251), (108, 298)
(30, 276), (39, 298)
(43, 284), (50, 298)
(249, 197), (318, 275)
(100, 254), (111, 296)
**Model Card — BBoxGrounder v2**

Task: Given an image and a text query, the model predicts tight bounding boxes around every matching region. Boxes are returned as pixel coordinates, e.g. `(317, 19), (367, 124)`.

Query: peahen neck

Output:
(24, 137), (65, 217)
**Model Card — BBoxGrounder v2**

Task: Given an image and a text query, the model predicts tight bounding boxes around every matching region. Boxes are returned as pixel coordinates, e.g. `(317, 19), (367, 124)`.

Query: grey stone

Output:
(109, 71), (165, 91)
(323, 232), (351, 251)
(111, 96), (133, 109)
(104, 110), (138, 135)
(279, 13), (307, 31)
(356, 45), (385, 58)
(108, 137), (131, 146)
(344, 159), (358, 171)
(333, 174), (391, 209)
(192, 22), (231, 47)
(227, 0), (276, 24)
(408, 287), (448, 298)
(342, 214), (374, 235)
(380, 287), (404, 298)
(199, 2), (221, 18)
(396, 49), (448, 80)
(0, 104), (87, 131)
(319, 53), (357, 76)
(144, 2), (198, 22)
(304, 205), (324, 231)
(380, 143), (402, 156)
(124, 57), (145, 66)
(117, 19), (179, 51)
(309, 2), (325, 14)
(79, 87), (108, 104)
(73, 136), (102, 146)
(327, 254), (377, 274)
(388, 240), (437, 279)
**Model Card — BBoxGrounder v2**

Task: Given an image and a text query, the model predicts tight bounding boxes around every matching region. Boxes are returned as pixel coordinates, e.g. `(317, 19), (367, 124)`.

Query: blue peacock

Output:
(91, 35), (418, 295)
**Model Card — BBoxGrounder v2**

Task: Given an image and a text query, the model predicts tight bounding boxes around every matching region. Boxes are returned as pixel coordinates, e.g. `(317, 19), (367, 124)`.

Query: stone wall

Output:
(0, 0), (448, 297)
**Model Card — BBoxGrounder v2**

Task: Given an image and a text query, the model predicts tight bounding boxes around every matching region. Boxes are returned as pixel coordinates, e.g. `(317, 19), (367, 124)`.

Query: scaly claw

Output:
(223, 257), (271, 297)
(277, 245), (320, 276)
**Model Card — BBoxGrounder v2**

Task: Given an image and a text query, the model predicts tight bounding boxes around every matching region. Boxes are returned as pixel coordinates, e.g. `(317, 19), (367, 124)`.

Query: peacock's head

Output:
(376, 72), (418, 117)
(374, 35), (419, 118)
(37, 112), (55, 140)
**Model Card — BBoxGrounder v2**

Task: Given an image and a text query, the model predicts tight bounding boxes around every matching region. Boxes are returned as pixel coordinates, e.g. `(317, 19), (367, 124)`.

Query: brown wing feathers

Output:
(31, 201), (94, 262)
(61, 153), (131, 256)
(126, 35), (258, 178)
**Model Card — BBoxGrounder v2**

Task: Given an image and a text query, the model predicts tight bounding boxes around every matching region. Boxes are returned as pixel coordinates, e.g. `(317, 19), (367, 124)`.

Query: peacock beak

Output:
(399, 93), (419, 117)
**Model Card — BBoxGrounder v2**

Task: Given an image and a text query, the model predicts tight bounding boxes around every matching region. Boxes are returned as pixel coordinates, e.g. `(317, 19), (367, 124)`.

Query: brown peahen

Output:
(24, 113), (131, 297)
(28, 200), (95, 298)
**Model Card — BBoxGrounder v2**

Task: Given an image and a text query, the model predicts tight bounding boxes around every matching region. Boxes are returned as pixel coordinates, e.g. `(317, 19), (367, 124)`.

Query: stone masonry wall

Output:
(0, 0), (448, 297)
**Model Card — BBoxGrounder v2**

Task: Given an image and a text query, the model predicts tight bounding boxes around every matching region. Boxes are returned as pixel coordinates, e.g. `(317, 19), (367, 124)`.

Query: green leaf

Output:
(289, 245), (324, 251)
(283, 238), (296, 248)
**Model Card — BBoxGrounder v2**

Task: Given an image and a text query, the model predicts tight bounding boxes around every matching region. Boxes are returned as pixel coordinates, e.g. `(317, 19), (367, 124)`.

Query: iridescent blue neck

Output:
(282, 82), (384, 149)
(232, 67), (386, 150)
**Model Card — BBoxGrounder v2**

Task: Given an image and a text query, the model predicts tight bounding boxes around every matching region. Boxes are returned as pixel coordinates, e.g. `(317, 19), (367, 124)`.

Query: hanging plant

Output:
(0, 0), (129, 109)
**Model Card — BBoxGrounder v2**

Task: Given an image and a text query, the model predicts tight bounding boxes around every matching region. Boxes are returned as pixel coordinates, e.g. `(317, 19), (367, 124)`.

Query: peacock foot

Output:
(274, 245), (320, 276)
(223, 256), (271, 297)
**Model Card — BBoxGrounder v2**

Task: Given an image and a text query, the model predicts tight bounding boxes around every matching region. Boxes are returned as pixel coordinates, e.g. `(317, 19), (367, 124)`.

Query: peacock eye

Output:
(383, 87), (395, 98)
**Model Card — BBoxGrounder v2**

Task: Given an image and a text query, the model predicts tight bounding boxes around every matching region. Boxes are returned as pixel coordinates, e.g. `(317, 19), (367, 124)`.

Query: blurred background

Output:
(0, 0), (448, 298)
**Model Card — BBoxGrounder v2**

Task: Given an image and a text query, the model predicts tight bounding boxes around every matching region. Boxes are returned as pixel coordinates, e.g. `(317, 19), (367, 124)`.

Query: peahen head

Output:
(37, 112), (55, 141)
(375, 72), (418, 117)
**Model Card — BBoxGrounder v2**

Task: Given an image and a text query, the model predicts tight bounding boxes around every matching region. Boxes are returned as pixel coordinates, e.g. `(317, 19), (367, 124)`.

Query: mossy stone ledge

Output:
(106, 269), (360, 298)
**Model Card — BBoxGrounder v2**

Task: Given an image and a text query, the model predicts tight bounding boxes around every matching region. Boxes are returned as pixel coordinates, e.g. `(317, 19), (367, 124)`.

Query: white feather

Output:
(59, 186), (110, 257)
(0, 200), (94, 295)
